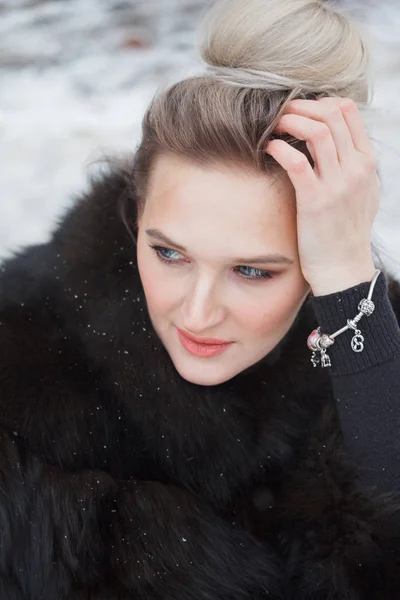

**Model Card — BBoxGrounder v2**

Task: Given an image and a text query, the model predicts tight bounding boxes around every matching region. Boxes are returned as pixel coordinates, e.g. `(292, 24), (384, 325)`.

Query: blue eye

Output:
(235, 266), (273, 280)
(150, 245), (184, 262)
(150, 245), (273, 282)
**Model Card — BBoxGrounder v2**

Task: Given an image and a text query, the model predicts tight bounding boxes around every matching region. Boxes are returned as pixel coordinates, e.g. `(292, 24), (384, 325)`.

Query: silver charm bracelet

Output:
(307, 269), (381, 368)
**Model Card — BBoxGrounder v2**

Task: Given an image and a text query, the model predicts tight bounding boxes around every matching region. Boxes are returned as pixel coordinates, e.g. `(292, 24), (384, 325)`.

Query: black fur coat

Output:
(1, 163), (400, 600)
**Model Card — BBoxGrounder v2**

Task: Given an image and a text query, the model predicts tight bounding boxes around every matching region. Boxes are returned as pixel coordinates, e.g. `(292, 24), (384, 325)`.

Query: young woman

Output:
(0, 0), (399, 598)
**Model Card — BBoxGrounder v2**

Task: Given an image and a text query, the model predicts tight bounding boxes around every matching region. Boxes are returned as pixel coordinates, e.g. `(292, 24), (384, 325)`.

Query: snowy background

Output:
(1, 0), (400, 277)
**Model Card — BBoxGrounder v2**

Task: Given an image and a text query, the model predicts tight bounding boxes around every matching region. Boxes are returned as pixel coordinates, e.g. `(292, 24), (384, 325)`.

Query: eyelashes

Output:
(151, 245), (185, 263)
(149, 245), (273, 282)
(236, 265), (272, 280)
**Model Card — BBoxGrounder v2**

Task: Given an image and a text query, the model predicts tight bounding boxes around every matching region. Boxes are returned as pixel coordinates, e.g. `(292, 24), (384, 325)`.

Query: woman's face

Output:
(137, 152), (310, 386)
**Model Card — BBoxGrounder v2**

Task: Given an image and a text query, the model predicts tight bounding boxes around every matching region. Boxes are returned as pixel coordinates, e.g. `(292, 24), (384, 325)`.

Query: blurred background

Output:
(1, 0), (400, 277)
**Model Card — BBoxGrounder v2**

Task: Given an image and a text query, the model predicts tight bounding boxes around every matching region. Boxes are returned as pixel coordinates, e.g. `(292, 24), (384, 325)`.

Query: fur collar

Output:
(3, 161), (400, 599)
(1, 160), (399, 508)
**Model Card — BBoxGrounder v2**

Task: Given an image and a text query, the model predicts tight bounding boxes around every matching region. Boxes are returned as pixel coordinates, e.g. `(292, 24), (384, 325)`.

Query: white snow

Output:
(1, 0), (400, 277)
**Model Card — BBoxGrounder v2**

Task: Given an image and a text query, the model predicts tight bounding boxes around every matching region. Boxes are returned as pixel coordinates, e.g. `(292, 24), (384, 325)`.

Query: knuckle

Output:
(290, 155), (308, 173)
(312, 124), (330, 140)
(340, 98), (357, 111)
(329, 104), (342, 118)
(318, 98), (342, 117)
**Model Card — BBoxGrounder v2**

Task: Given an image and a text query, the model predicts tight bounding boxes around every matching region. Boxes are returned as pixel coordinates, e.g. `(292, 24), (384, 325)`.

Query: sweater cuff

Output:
(308, 271), (400, 376)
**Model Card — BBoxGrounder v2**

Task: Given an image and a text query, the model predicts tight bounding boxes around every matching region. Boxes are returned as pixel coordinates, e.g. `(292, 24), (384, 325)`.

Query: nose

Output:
(180, 274), (227, 335)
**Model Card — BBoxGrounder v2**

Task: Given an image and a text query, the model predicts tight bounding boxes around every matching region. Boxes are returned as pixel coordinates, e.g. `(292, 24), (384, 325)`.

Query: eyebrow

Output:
(145, 228), (294, 266)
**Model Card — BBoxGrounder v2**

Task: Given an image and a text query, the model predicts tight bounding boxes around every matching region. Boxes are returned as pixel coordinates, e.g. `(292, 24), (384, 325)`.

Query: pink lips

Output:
(176, 327), (233, 358)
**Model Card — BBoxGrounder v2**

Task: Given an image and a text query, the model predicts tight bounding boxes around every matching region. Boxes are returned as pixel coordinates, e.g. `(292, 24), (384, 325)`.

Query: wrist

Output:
(310, 262), (377, 297)
(308, 271), (400, 375)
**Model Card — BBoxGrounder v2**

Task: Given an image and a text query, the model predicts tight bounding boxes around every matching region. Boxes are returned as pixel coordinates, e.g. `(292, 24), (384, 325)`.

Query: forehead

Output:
(144, 153), (297, 250)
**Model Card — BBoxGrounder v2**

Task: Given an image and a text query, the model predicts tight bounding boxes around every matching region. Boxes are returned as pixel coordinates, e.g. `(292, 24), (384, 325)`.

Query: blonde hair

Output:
(132, 0), (372, 216)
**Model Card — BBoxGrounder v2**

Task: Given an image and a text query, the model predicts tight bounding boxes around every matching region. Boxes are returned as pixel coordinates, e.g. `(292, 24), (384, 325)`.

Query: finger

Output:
(273, 114), (340, 181)
(265, 139), (318, 195)
(306, 141), (315, 163)
(283, 97), (355, 163)
(338, 99), (377, 157)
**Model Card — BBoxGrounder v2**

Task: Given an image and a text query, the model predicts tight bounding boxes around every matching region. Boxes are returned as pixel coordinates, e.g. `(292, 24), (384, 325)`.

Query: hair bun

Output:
(197, 0), (370, 102)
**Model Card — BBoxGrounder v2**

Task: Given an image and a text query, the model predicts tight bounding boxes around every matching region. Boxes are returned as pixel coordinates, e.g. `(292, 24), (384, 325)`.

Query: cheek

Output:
(232, 281), (305, 339)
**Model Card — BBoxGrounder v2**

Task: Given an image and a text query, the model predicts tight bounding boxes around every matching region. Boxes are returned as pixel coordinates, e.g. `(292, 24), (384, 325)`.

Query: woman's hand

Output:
(265, 97), (380, 296)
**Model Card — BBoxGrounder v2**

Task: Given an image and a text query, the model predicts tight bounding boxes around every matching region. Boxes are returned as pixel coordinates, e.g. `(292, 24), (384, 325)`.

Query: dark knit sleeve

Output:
(308, 271), (400, 493)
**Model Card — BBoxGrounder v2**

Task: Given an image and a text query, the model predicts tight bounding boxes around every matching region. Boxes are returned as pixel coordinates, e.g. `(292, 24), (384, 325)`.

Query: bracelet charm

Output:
(351, 332), (364, 352)
(347, 319), (365, 352)
(307, 327), (335, 368)
(358, 298), (375, 316)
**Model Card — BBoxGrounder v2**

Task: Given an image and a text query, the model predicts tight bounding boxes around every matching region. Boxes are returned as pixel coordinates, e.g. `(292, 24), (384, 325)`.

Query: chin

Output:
(172, 357), (238, 387)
